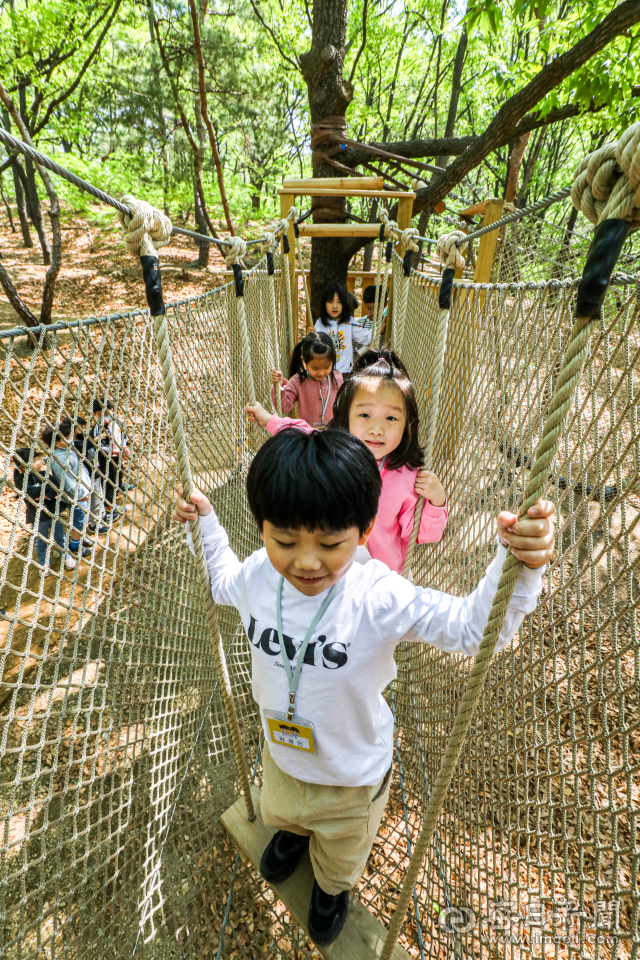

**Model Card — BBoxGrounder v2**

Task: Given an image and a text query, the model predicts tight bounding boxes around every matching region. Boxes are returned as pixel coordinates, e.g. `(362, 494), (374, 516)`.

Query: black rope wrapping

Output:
(438, 267), (456, 309)
(232, 263), (244, 298)
(402, 250), (412, 276)
(140, 256), (165, 315)
(293, 222), (300, 239)
(283, 235), (290, 254)
(385, 240), (392, 262)
(575, 219), (632, 318)
(267, 251), (275, 276)
(379, 223), (385, 242)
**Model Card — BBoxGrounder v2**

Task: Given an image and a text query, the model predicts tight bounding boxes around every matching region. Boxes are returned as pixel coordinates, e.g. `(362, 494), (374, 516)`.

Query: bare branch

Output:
(248, 0), (300, 71)
(348, 0), (368, 85)
(0, 262), (38, 328)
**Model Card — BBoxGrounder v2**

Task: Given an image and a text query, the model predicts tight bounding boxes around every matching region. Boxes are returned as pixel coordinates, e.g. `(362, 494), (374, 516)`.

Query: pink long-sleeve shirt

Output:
(265, 415), (448, 574)
(270, 372), (343, 428)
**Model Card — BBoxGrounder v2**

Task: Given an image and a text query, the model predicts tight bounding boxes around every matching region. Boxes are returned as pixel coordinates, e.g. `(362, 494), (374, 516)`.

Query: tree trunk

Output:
(300, 0), (354, 317)
(18, 85), (51, 264)
(435, 26), (467, 169)
(11, 159), (32, 246)
(23, 154), (52, 264)
(0, 171), (16, 231)
(194, 100), (210, 268)
(504, 131), (531, 202)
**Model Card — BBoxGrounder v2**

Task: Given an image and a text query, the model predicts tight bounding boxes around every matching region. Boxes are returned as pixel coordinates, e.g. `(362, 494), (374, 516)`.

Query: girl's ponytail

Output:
(289, 331), (338, 383)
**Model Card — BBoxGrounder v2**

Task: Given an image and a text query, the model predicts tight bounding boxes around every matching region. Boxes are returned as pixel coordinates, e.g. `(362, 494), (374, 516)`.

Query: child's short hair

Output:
(352, 348), (408, 377)
(362, 284), (386, 305)
(41, 421), (72, 448)
(331, 360), (424, 471)
(247, 428), (381, 534)
(288, 331), (337, 382)
(319, 282), (353, 325)
(13, 446), (32, 468)
(93, 398), (113, 414)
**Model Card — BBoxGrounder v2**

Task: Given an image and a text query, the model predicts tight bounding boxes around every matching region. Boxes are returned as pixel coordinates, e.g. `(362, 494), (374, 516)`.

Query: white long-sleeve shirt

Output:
(197, 509), (544, 787)
(315, 317), (371, 373)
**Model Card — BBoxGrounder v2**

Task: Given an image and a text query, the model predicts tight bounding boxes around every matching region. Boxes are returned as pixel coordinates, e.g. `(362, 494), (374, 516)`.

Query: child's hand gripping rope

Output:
(496, 500), (555, 569)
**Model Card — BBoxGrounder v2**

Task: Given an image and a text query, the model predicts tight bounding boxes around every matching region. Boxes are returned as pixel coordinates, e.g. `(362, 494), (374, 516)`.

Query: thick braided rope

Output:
(225, 237), (256, 403)
(278, 220), (295, 357)
(372, 212), (398, 345)
(292, 210), (313, 330)
(152, 312), (256, 822)
(392, 229), (419, 354)
(401, 303), (450, 578)
(571, 122), (640, 228)
(262, 232), (282, 417)
(382, 310), (598, 956)
(119, 195), (172, 257)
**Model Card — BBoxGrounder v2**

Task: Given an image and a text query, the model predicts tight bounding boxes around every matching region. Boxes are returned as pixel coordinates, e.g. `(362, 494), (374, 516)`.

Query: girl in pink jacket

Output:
(271, 331), (343, 429)
(250, 358), (447, 574)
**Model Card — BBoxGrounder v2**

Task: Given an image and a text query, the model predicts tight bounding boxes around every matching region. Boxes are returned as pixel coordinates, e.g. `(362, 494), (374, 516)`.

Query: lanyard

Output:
(378, 455), (387, 473)
(319, 380), (330, 420)
(276, 575), (337, 719)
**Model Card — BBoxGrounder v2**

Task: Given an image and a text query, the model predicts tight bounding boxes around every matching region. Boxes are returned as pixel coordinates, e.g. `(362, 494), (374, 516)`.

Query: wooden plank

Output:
(458, 200), (487, 218)
(222, 786), (412, 960)
(283, 177), (384, 191)
(297, 224), (382, 238)
(278, 188), (415, 199)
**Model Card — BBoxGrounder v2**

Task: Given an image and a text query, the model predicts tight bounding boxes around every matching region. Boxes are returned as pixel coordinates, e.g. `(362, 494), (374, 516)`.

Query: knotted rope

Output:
(370, 213), (397, 346)
(391, 226), (420, 354)
(118, 195), (172, 257)
(571, 121), (640, 228)
(277, 217), (296, 357)
(382, 126), (640, 958)
(117, 210), (256, 824)
(401, 232), (466, 578)
(290, 208), (313, 332)
(262, 232), (283, 417)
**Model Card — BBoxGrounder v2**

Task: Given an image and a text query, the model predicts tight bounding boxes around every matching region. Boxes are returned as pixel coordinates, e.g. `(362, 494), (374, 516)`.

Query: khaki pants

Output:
(260, 742), (393, 895)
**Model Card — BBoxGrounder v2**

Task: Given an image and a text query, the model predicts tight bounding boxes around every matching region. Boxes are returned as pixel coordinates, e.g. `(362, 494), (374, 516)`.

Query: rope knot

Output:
(118, 195), (172, 258)
(400, 227), (420, 252)
(261, 232), (277, 255)
(572, 122), (640, 228)
(436, 230), (468, 271)
(224, 236), (247, 266)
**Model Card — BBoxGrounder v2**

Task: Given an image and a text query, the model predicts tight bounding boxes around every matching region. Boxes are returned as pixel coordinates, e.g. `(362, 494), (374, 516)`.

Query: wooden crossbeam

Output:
(221, 786), (412, 960)
(283, 176), (384, 190)
(278, 188), (416, 199)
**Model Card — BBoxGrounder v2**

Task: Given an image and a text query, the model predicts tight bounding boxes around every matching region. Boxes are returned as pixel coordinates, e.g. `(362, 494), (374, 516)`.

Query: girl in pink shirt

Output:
(271, 331), (343, 429)
(250, 357), (447, 574)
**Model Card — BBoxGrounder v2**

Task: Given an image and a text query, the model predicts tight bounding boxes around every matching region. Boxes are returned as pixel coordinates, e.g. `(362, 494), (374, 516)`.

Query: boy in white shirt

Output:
(173, 428), (554, 945)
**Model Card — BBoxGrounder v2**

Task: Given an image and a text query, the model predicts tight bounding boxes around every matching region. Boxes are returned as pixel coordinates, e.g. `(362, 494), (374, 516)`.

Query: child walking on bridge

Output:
(173, 427), (555, 947)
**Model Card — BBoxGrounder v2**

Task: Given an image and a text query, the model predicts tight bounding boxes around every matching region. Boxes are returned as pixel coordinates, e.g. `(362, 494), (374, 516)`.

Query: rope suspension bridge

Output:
(0, 122), (639, 960)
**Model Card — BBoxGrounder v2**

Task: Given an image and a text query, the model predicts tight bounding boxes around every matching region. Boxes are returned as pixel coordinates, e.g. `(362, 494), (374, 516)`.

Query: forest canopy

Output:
(1, 0), (639, 315)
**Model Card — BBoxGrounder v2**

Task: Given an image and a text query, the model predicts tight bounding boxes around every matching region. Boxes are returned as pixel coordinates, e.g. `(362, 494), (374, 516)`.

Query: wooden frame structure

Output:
(278, 177), (415, 333)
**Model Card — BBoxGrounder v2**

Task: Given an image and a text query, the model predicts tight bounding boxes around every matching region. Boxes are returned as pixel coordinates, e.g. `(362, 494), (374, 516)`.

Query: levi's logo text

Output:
(248, 616), (348, 669)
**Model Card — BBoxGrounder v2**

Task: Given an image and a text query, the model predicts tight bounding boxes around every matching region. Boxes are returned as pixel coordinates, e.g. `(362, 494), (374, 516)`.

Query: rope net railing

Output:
(0, 237), (639, 959)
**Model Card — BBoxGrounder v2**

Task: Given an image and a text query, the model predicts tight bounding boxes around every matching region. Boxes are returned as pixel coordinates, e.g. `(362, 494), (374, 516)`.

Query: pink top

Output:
(271, 372), (343, 427)
(266, 415), (448, 574)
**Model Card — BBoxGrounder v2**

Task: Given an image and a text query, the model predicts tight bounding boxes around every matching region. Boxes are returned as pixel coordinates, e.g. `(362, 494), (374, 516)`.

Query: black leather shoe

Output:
(308, 880), (349, 945)
(260, 830), (309, 884)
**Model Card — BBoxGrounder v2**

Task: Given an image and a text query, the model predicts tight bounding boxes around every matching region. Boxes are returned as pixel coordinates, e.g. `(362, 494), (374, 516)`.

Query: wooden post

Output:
(280, 192), (298, 343)
(472, 198), (504, 305)
(387, 194), (414, 346)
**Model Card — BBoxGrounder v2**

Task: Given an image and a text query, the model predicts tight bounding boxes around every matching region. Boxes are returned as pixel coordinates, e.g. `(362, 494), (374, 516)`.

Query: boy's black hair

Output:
(247, 427), (381, 535)
(13, 446), (32, 468)
(352, 347), (408, 377)
(92, 398), (113, 414)
(41, 421), (72, 448)
(318, 282), (353, 325)
(331, 359), (424, 471)
(288, 331), (338, 384)
(362, 284), (387, 305)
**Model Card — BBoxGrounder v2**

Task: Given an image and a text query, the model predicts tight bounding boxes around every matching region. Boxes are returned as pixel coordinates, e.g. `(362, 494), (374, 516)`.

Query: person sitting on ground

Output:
(172, 427), (555, 947)
(90, 398), (131, 524)
(41, 422), (92, 568)
(68, 416), (109, 535)
(12, 446), (67, 577)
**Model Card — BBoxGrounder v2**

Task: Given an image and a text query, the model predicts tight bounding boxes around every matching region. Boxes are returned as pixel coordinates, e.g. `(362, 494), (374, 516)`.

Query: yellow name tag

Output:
(264, 711), (317, 753)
